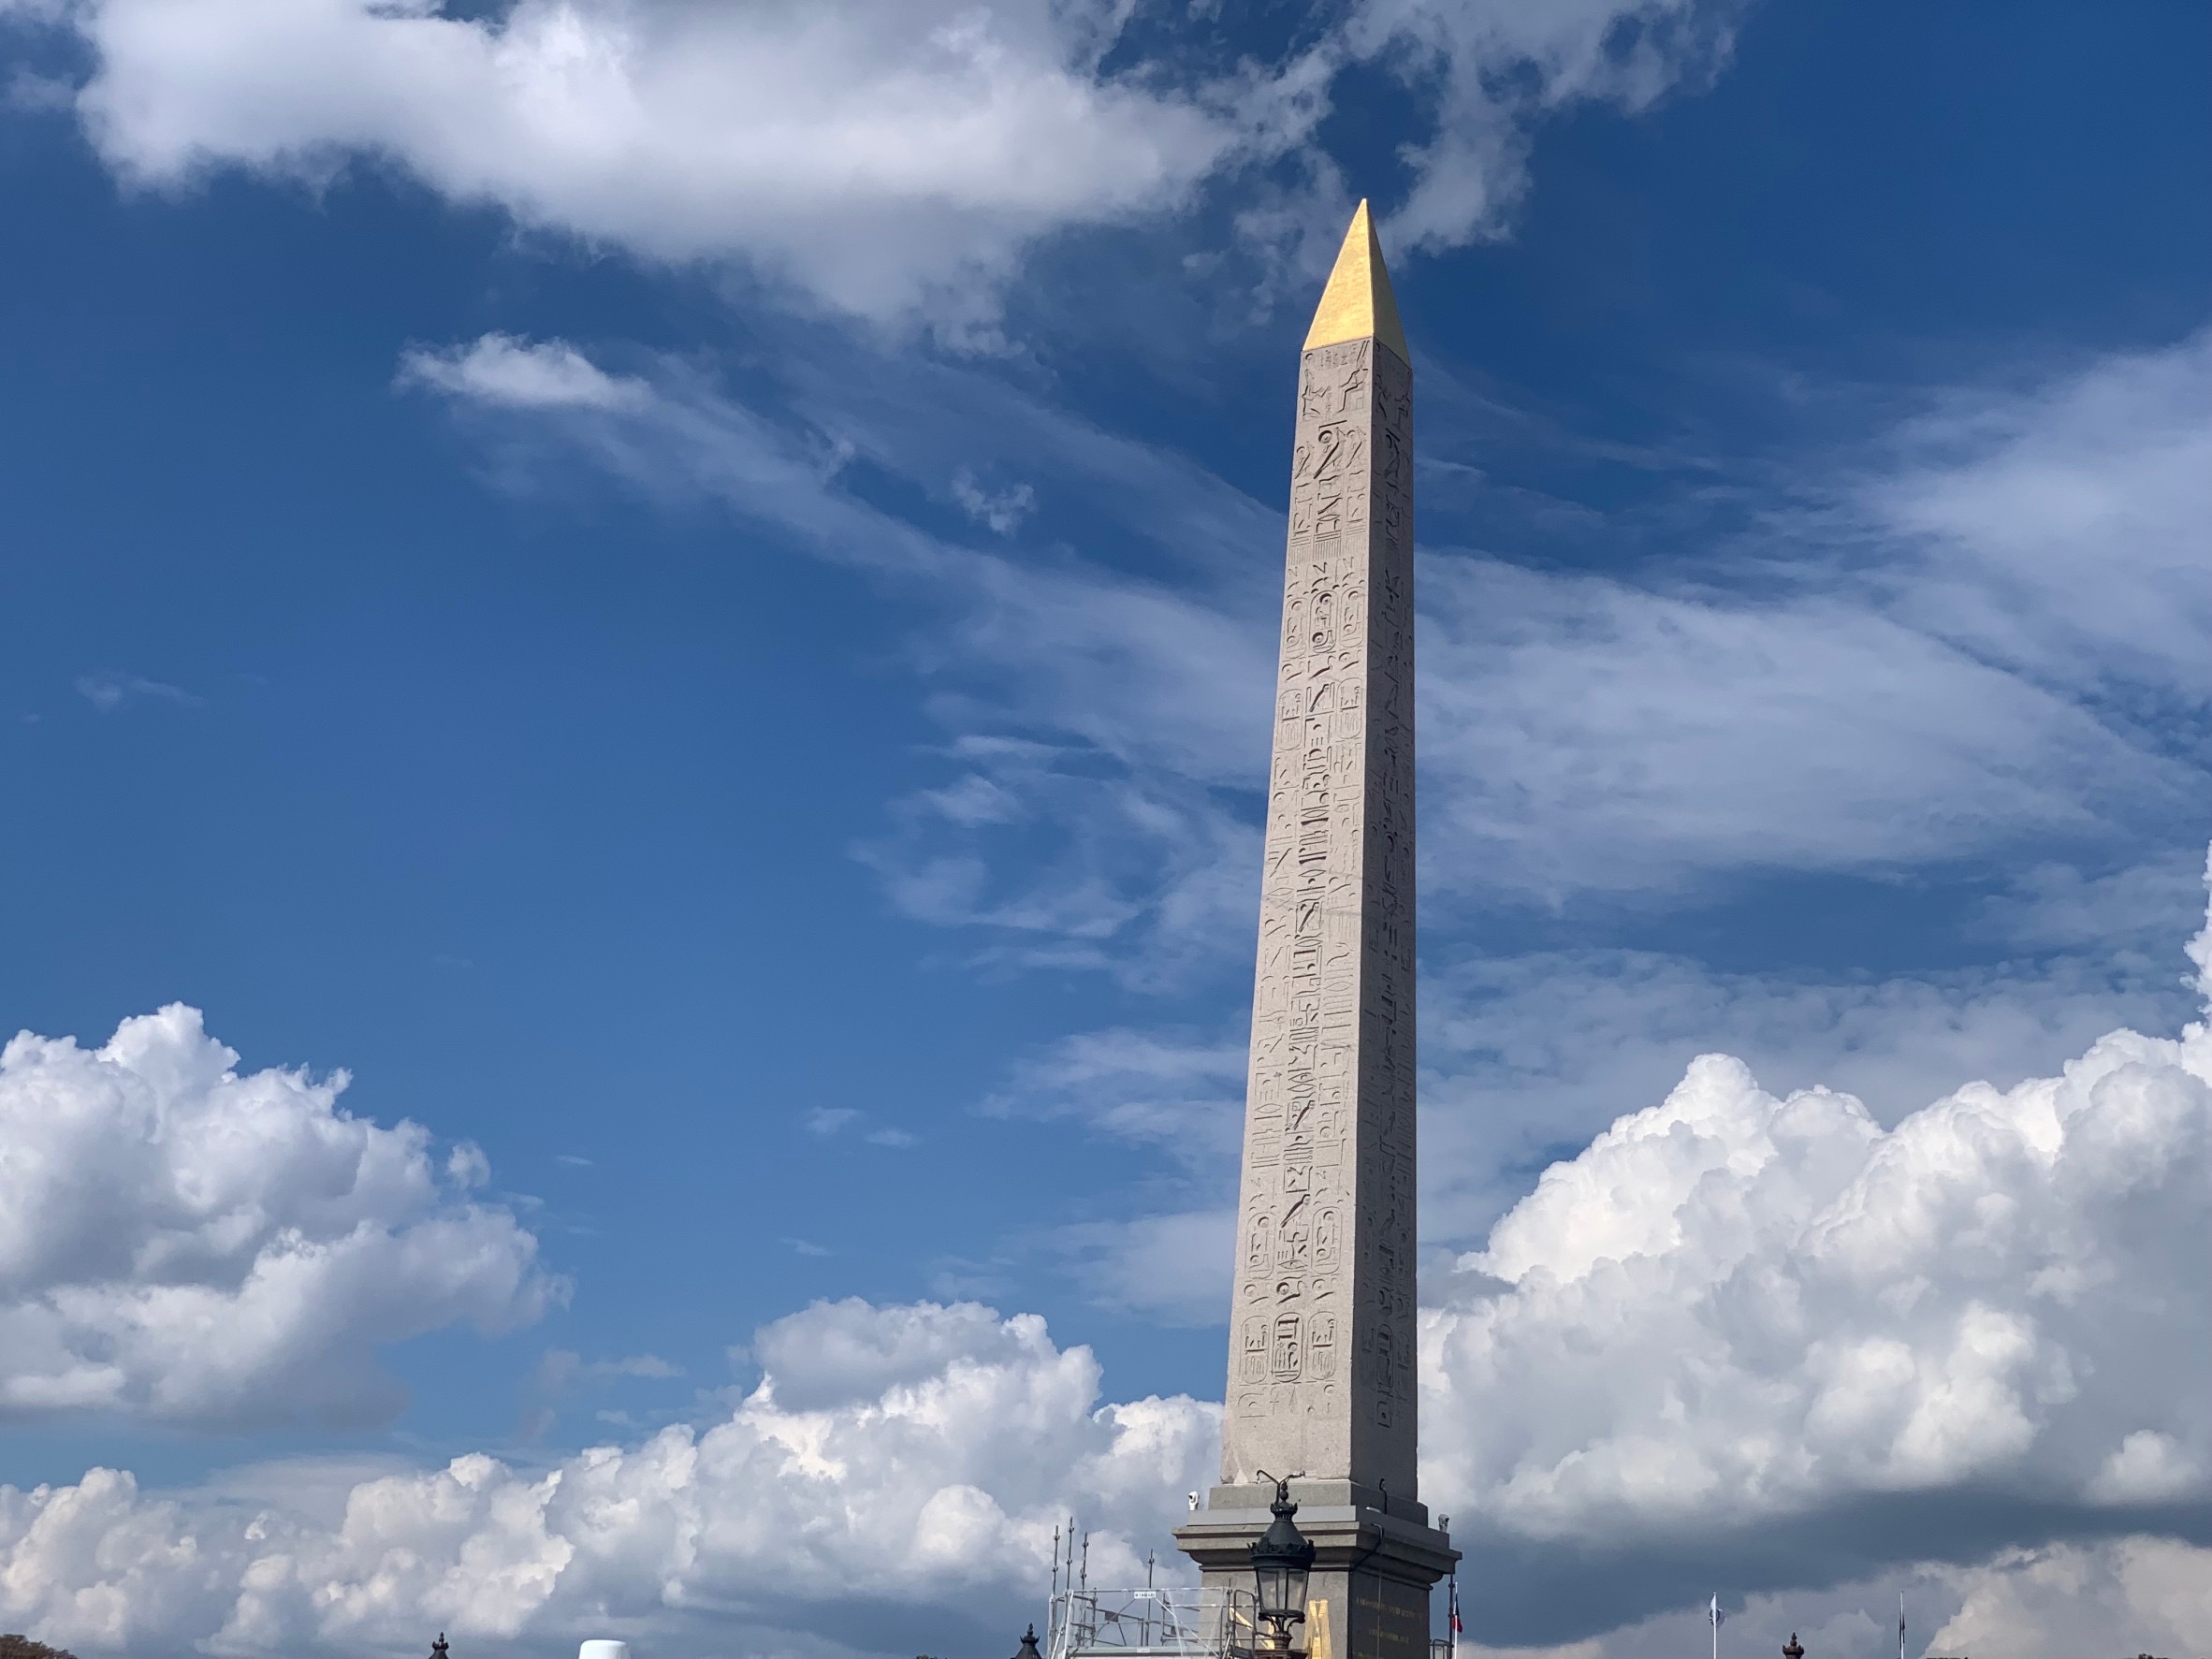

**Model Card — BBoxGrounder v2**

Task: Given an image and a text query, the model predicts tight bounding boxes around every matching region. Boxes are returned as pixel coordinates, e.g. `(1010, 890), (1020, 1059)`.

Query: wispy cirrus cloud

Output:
(403, 330), (1275, 985)
(806, 1105), (919, 1148)
(74, 670), (199, 711)
(981, 1025), (1247, 1323)
(400, 325), (2212, 974)
(1863, 327), (2212, 700)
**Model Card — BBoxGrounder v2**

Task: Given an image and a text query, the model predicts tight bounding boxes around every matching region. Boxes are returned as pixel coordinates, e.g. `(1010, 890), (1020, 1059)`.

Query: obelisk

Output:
(1174, 201), (1455, 1659)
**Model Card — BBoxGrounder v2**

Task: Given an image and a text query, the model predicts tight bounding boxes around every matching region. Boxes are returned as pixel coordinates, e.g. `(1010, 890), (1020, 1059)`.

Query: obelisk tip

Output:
(1302, 198), (1409, 363)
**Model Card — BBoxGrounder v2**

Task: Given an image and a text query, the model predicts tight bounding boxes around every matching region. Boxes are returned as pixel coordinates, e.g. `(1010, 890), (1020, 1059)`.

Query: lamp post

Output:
(1249, 1475), (1316, 1654)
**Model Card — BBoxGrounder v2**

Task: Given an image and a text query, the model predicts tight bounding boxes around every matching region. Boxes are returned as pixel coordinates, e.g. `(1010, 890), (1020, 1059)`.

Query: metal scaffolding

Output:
(1044, 1586), (1259, 1659)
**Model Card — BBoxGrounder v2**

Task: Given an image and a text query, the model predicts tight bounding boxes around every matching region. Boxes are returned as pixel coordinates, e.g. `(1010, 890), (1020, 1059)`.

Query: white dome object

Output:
(580, 1642), (631, 1659)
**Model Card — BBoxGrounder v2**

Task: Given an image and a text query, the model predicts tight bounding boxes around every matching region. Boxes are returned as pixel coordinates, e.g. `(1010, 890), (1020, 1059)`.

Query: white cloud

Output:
(1929, 1535), (2212, 1656)
(982, 1026), (1244, 1321)
(409, 331), (1274, 981)
(1350, 0), (1740, 254)
(1870, 326), (2212, 701)
(398, 333), (647, 411)
(11, 0), (1742, 326)
(1465, 1544), (2212, 1659)
(1419, 556), (2189, 899)
(953, 470), (1037, 536)
(984, 1026), (1246, 1170)
(803, 1105), (917, 1148)
(73, 671), (199, 711)
(401, 325), (2212, 972)
(1055, 1210), (1237, 1327)
(1396, 871), (2212, 1645)
(1419, 938), (2193, 1247)
(14, 866), (2212, 1651)
(36, 0), (1240, 326)
(0, 1004), (557, 1426)
(1422, 992), (2212, 1567)
(0, 1299), (1216, 1657)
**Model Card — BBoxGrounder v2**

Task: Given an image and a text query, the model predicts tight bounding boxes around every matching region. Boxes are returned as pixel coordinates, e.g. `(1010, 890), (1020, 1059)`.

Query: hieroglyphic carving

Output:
(1221, 332), (1417, 1500)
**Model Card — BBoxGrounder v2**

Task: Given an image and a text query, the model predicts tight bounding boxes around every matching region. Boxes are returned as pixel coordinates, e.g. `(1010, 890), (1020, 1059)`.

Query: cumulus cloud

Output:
(1419, 937), (2197, 1246)
(0, 1299), (1216, 1657)
(1429, 1038), (2211, 1532)
(0, 1004), (556, 1426)
(1419, 894), (2212, 1638)
(14, 858), (2212, 1653)
(7, 0), (1741, 325)
(1929, 1534), (2212, 1655)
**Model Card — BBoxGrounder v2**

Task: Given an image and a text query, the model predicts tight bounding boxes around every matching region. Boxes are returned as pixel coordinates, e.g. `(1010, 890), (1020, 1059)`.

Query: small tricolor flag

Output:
(1709, 1594), (1725, 1629)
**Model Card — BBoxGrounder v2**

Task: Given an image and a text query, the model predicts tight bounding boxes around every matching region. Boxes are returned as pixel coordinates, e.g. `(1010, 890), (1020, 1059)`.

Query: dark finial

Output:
(430, 1637), (451, 1659)
(1013, 1623), (1044, 1659)
(1783, 1636), (1804, 1659)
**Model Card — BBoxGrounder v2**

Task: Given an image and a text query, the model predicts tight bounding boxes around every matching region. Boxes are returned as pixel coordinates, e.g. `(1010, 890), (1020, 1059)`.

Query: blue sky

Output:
(2, 2), (2210, 1656)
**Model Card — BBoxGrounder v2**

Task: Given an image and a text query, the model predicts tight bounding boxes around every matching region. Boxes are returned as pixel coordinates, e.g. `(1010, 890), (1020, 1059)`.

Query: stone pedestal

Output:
(1175, 1485), (1454, 1659)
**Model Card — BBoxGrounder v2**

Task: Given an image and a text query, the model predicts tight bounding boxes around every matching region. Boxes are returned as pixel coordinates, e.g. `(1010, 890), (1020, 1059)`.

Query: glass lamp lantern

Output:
(1249, 1476), (1316, 1651)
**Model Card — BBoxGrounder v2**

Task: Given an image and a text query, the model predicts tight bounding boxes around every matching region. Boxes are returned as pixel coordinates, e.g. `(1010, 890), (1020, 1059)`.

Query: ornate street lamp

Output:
(1249, 1474), (1316, 1652)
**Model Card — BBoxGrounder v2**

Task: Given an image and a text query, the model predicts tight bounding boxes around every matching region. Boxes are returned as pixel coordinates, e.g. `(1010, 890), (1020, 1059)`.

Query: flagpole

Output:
(1899, 1592), (1906, 1659)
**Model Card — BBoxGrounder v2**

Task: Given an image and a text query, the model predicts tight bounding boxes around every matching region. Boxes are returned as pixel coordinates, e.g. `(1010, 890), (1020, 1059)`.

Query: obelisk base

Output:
(1174, 1487), (1457, 1659)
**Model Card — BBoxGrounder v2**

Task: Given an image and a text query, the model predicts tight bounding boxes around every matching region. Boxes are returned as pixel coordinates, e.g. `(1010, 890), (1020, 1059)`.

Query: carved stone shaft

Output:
(1177, 199), (1453, 1659)
(1222, 324), (1418, 1502)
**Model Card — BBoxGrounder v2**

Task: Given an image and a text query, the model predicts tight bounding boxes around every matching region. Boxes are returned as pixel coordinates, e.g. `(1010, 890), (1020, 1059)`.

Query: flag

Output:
(1709, 1595), (1725, 1629)
(1449, 1578), (1463, 1637)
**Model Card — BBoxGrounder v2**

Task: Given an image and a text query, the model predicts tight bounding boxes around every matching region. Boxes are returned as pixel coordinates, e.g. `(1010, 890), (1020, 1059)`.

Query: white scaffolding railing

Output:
(1045, 1587), (1259, 1659)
